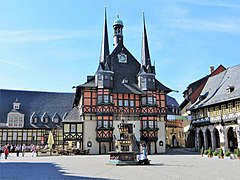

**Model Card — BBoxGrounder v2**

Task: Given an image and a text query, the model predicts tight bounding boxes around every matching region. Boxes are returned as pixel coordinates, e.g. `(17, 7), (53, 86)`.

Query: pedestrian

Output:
(0, 145), (2, 158)
(15, 144), (21, 157)
(22, 144), (26, 157)
(10, 144), (14, 153)
(3, 144), (9, 159)
(31, 144), (36, 157)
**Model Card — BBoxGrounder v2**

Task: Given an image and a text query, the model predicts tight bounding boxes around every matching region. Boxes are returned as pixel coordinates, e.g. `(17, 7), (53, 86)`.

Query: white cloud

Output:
(0, 29), (99, 43)
(0, 58), (27, 69)
(175, 0), (240, 8)
(169, 18), (240, 34)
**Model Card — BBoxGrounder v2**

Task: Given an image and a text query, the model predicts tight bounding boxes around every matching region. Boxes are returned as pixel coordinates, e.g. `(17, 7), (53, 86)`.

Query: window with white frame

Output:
(23, 132), (27, 140)
(142, 121), (147, 128)
(103, 121), (108, 128)
(236, 101), (240, 112)
(118, 100), (123, 106)
(149, 121), (154, 128)
(124, 100), (129, 106)
(130, 100), (134, 107)
(228, 103), (233, 113)
(103, 95), (109, 103)
(97, 121), (102, 127)
(221, 105), (226, 114)
(142, 97), (146, 105)
(2, 132), (7, 141)
(215, 106), (220, 116)
(98, 95), (102, 103)
(109, 121), (113, 127)
(70, 124), (76, 132)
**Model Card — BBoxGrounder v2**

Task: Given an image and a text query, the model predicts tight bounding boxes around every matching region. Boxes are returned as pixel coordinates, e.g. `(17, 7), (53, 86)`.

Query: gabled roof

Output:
(183, 76), (208, 95)
(180, 65), (226, 109)
(190, 64), (240, 109)
(0, 89), (74, 128)
(62, 107), (83, 123)
(166, 95), (179, 107)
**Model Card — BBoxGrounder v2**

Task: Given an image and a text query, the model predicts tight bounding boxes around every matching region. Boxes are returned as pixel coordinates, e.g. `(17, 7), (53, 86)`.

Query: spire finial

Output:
(143, 11), (145, 24)
(104, 6), (107, 20)
(141, 12), (152, 71)
(99, 7), (110, 65)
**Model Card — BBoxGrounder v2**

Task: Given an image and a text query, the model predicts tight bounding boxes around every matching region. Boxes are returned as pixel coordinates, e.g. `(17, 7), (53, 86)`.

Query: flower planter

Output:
(213, 156), (219, 159)
(203, 155), (208, 158)
(224, 156), (232, 160)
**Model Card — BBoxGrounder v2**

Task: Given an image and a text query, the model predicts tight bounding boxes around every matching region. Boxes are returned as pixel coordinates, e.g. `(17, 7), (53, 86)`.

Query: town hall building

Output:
(62, 10), (172, 154)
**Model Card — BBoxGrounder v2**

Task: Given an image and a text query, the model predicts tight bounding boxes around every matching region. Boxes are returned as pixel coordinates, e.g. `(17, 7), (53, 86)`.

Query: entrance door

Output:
(198, 130), (204, 149)
(214, 128), (220, 149)
(227, 127), (237, 152)
(172, 135), (177, 147)
(205, 129), (212, 149)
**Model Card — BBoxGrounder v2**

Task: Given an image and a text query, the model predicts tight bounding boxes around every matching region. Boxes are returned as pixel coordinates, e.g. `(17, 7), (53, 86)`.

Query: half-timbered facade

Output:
(189, 64), (240, 152)
(66, 10), (171, 154)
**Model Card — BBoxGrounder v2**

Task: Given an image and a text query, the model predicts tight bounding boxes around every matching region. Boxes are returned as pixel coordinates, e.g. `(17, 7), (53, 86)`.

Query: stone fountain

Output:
(107, 120), (139, 166)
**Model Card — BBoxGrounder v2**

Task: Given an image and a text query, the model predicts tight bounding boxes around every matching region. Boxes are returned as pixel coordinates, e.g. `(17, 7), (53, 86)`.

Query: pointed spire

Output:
(141, 12), (152, 70)
(100, 7), (110, 65)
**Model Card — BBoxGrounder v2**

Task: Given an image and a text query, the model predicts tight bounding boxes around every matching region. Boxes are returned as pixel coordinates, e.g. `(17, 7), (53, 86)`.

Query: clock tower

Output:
(113, 15), (124, 48)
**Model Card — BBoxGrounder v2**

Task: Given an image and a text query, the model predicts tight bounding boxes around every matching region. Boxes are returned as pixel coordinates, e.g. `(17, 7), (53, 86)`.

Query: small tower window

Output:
(33, 117), (38, 123)
(122, 78), (129, 84)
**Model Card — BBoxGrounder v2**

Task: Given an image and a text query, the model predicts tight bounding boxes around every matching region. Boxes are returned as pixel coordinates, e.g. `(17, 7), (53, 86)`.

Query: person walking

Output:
(3, 144), (9, 159)
(0, 145), (2, 158)
(22, 144), (26, 157)
(15, 144), (21, 157)
(31, 144), (36, 157)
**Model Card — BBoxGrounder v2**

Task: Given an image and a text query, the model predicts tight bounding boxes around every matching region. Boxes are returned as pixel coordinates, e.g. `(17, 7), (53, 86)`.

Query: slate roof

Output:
(166, 95), (179, 107)
(190, 64), (240, 109)
(78, 42), (171, 94)
(0, 89), (74, 128)
(62, 107), (83, 123)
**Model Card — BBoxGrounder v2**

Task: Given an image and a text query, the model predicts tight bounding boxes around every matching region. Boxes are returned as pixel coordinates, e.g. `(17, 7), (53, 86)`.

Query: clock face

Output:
(118, 53), (127, 63)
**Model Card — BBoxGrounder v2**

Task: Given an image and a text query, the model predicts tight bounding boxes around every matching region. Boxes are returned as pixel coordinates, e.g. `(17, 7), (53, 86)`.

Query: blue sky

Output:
(0, 0), (240, 104)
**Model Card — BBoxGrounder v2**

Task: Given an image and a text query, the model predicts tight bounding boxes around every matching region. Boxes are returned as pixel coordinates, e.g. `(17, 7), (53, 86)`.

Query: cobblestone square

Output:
(0, 149), (239, 180)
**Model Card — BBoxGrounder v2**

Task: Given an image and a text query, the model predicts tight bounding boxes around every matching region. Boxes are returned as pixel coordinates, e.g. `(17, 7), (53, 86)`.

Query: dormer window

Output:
(33, 117), (38, 123)
(52, 113), (60, 123)
(53, 117), (59, 123)
(227, 86), (234, 93)
(30, 112), (38, 124)
(44, 117), (48, 123)
(41, 112), (49, 123)
(122, 78), (129, 84)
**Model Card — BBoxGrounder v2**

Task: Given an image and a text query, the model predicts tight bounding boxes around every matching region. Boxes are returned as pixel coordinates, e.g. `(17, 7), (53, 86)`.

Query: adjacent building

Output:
(0, 89), (74, 147)
(189, 64), (240, 152)
(180, 65), (226, 148)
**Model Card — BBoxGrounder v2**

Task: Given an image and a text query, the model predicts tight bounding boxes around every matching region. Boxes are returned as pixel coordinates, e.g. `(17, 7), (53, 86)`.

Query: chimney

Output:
(209, 66), (214, 74)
